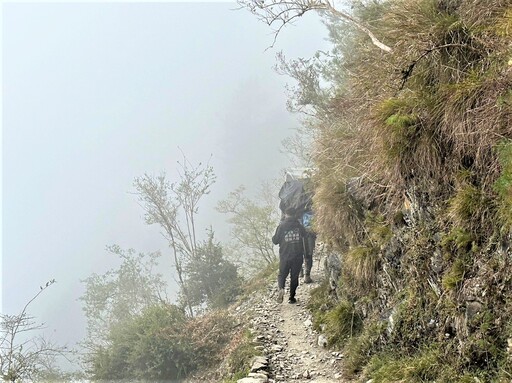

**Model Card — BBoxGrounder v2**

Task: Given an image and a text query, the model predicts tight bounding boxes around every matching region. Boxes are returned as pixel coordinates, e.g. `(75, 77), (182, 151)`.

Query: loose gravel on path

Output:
(247, 258), (345, 383)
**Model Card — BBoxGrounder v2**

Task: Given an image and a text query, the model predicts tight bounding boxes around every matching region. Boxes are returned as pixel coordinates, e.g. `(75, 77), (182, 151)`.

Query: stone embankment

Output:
(236, 253), (345, 383)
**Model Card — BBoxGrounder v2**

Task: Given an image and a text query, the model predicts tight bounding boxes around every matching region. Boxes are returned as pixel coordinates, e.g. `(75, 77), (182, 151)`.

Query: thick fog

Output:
(2, 1), (328, 367)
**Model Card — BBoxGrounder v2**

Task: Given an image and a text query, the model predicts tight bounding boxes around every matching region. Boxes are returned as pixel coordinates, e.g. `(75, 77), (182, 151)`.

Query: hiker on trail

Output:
(302, 210), (316, 284)
(277, 175), (316, 285)
(272, 207), (306, 304)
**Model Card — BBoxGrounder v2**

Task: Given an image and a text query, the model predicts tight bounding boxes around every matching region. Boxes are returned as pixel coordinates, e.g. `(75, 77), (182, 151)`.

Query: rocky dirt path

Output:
(246, 256), (345, 383)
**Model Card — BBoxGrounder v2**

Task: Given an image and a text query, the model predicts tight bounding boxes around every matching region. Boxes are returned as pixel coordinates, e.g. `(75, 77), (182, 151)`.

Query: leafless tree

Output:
(0, 280), (67, 382)
(134, 155), (216, 317)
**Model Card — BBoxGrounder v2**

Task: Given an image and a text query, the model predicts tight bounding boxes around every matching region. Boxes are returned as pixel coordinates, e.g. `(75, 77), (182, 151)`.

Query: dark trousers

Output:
(278, 254), (304, 299)
(303, 234), (316, 274)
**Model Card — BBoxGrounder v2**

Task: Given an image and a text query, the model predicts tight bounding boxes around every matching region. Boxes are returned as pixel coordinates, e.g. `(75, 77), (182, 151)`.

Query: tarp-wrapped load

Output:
(278, 179), (312, 215)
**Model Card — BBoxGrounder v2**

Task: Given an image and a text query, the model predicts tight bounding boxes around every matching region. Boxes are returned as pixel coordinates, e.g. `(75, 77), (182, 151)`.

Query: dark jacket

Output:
(272, 216), (306, 259)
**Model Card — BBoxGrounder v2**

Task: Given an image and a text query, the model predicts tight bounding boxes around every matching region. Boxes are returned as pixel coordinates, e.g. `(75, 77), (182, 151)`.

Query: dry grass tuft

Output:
(184, 310), (237, 367)
(493, 140), (512, 232)
(343, 246), (380, 292)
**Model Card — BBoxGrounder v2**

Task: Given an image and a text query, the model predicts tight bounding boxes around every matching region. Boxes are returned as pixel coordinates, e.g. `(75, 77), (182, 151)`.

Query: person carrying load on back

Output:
(272, 207), (306, 304)
(277, 174), (316, 285)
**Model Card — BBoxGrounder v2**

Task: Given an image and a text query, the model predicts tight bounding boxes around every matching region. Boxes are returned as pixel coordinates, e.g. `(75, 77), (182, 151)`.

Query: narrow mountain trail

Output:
(246, 254), (346, 383)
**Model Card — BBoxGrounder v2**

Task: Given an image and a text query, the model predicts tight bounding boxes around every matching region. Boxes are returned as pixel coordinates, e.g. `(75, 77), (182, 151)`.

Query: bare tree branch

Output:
(133, 156), (216, 317)
(1, 281), (68, 382)
(238, 0), (392, 52)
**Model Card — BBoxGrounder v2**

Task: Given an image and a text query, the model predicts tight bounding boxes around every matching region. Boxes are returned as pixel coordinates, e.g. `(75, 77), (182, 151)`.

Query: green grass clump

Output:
(307, 279), (333, 314)
(441, 227), (476, 255)
(367, 346), (439, 382)
(378, 98), (421, 159)
(447, 180), (486, 232)
(365, 345), (446, 382)
(342, 321), (386, 378)
(366, 213), (393, 246)
(385, 113), (418, 130)
(307, 279), (338, 334)
(493, 140), (512, 233)
(323, 300), (363, 347)
(222, 328), (259, 382)
(442, 257), (467, 290)
(494, 8), (512, 37)
(496, 89), (512, 108)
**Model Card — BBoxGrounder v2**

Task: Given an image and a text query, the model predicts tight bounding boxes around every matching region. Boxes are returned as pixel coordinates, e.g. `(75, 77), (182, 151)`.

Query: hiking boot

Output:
(288, 297), (297, 304)
(277, 288), (284, 303)
(304, 274), (313, 284)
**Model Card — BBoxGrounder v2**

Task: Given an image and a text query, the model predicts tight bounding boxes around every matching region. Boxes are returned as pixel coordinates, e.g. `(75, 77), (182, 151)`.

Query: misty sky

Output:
(2, 1), (328, 360)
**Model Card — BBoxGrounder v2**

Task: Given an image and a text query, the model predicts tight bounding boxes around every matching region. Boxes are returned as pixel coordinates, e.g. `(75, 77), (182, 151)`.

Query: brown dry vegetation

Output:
(305, 0), (512, 381)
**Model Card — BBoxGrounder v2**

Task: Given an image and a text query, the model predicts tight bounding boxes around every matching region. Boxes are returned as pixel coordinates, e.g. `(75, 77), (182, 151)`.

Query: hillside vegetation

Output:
(302, 0), (512, 381)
